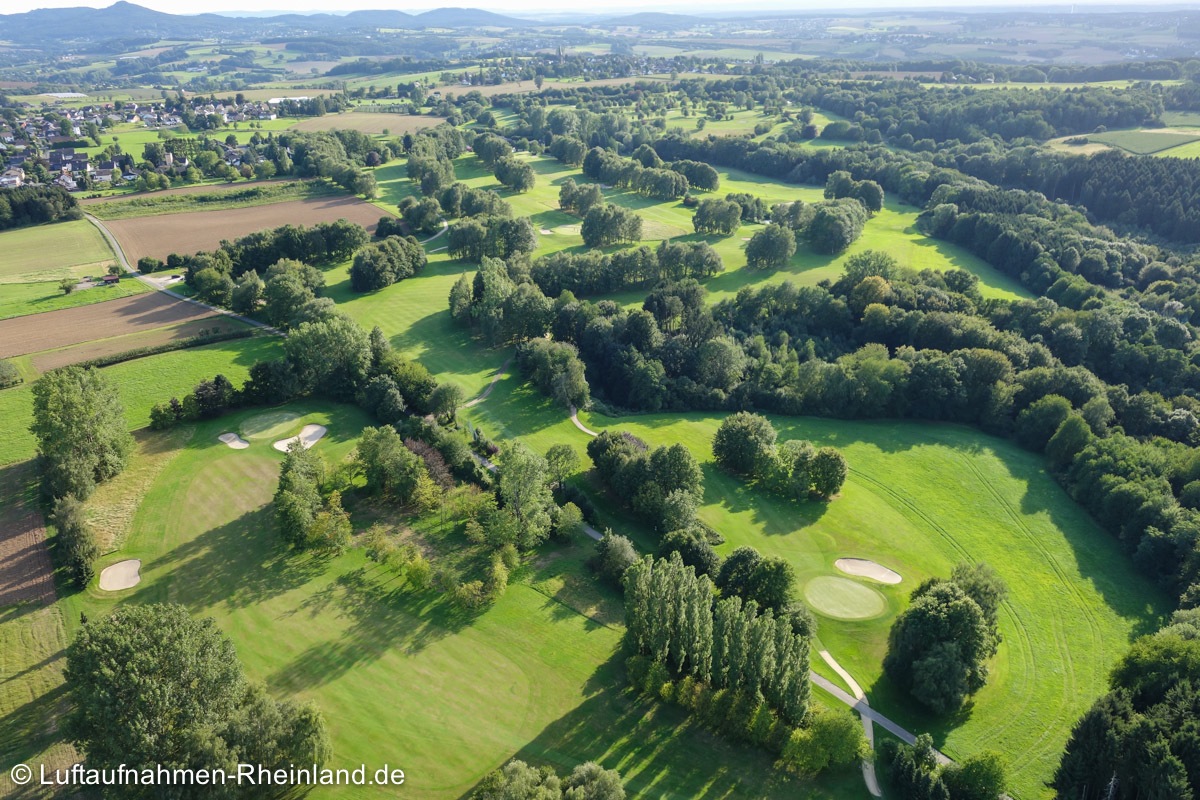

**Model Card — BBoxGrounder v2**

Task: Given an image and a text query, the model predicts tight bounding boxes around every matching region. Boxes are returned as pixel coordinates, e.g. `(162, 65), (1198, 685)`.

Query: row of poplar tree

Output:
(623, 552), (811, 726)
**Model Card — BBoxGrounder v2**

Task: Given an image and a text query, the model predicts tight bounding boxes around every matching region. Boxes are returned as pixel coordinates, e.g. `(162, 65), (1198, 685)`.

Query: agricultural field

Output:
(0, 220), (115, 284)
(1086, 128), (1200, 154)
(84, 180), (338, 219)
(99, 195), (390, 263)
(0, 292), (222, 360)
(0, 219), (149, 320)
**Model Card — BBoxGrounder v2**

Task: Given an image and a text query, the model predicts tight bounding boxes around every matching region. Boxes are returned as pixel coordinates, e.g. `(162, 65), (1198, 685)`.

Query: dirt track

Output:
(101, 195), (386, 263)
(0, 291), (219, 358)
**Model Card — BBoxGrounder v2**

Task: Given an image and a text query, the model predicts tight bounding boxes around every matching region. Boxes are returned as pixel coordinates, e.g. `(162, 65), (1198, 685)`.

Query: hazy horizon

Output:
(3, 0), (1198, 16)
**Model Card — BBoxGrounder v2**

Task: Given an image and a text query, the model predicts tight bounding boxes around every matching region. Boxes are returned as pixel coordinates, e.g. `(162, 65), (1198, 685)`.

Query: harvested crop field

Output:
(0, 462), (54, 607)
(288, 112), (444, 134)
(102, 196), (389, 263)
(0, 220), (116, 284)
(0, 292), (220, 358)
(79, 178), (301, 207)
(28, 317), (252, 372)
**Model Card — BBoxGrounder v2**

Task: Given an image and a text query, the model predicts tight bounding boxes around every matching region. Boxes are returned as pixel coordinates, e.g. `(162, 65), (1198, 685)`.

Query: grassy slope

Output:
(35, 403), (865, 800)
(0, 220), (116, 283)
(460, 377), (1167, 800)
(0, 335), (280, 467)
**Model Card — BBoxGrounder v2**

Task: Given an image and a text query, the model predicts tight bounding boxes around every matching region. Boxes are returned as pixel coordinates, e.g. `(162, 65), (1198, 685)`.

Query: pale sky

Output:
(0, 0), (1191, 14)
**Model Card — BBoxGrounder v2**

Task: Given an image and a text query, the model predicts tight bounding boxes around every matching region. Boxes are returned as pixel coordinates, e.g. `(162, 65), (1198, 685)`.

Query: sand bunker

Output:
(804, 576), (887, 621)
(218, 432), (249, 449)
(98, 559), (141, 591)
(835, 558), (902, 585)
(273, 424), (327, 452)
(539, 228), (553, 234)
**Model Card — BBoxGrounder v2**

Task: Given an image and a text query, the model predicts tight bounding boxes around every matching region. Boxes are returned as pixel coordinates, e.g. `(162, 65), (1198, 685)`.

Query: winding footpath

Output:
(463, 359), (512, 409)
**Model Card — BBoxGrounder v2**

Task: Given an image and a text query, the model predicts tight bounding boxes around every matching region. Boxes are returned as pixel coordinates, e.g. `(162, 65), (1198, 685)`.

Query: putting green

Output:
(804, 576), (887, 621)
(240, 410), (301, 440)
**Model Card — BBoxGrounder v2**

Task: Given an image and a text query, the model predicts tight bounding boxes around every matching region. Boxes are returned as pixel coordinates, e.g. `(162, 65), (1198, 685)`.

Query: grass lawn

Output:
(2, 402), (868, 800)
(458, 377), (1167, 800)
(1087, 129), (1200, 155)
(0, 335), (281, 468)
(0, 220), (116, 284)
(1154, 139), (1200, 159)
(0, 279), (149, 322)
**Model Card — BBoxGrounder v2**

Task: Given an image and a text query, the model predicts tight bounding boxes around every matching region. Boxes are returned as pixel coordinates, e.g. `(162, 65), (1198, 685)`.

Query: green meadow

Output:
(0, 278), (148, 322)
(0, 220), (116, 284)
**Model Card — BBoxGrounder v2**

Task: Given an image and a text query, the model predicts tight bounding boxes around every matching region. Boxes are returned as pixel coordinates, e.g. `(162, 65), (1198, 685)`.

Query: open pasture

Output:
(102, 196), (388, 263)
(0, 292), (221, 360)
(0, 277), (149, 322)
(0, 220), (116, 284)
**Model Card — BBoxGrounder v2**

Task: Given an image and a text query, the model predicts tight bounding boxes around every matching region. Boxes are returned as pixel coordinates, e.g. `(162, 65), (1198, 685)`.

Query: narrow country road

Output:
(85, 211), (450, 340)
(85, 213), (283, 336)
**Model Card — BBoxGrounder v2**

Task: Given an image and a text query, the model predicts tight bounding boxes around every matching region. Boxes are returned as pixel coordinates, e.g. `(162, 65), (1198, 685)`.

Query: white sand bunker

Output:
(218, 432), (249, 449)
(98, 559), (141, 591)
(539, 228), (553, 234)
(273, 424), (327, 452)
(835, 557), (902, 585)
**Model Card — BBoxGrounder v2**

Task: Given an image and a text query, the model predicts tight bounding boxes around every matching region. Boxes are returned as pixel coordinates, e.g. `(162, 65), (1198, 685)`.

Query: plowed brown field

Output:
(0, 462), (54, 606)
(102, 195), (386, 262)
(0, 292), (218, 358)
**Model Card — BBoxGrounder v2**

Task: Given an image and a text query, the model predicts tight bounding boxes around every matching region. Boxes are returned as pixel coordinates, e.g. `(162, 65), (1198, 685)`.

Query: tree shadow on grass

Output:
(130, 506), (330, 612)
(267, 565), (472, 693)
(459, 653), (814, 800)
(0, 682), (69, 775)
(703, 463), (829, 537)
(469, 381), (567, 441)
